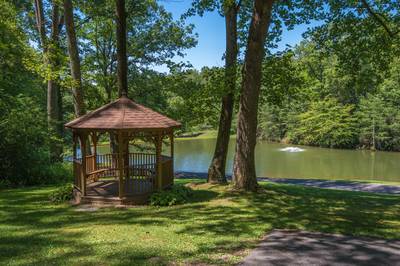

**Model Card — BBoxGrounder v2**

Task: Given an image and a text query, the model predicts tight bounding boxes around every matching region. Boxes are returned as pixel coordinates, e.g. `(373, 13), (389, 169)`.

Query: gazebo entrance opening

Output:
(66, 96), (180, 204)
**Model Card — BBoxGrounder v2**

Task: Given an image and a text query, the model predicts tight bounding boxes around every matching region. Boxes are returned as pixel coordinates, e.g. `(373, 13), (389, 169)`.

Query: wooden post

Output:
(73, 131), (78, 187)
(91, 133), (98, 181)
(170, 133), (174, 179)
(79, 132), (87, 196)
(155, 134), (162, 190)
(124, 137), (129, 194)
(117, 131), (124, 198)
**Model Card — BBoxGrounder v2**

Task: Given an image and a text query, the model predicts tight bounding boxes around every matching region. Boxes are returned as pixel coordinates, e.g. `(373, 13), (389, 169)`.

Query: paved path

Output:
(239, 230), (400, 266)
(175, 172), (400, 194)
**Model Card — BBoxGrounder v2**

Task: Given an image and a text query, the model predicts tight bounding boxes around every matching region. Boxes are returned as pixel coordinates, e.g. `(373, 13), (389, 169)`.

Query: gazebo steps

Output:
(74, 187), (151, 206)
(81, 195), (122, 205)
(79, 195), (150, 205)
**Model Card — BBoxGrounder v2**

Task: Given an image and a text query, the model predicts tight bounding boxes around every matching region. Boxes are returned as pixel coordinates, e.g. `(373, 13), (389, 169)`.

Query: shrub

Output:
(149, 185), (193, 206)
(49, 183), (73, 203)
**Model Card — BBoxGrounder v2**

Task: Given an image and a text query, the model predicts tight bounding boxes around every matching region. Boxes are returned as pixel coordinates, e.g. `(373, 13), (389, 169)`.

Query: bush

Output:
(49, 183), (73, 203)
(149, 185), (193, 206)
(0, 96), (72, 186)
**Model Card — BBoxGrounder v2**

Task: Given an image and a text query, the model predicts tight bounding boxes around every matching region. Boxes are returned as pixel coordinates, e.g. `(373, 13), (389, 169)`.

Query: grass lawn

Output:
(1, 179), (399, 265)
(177, 130), (236, 140)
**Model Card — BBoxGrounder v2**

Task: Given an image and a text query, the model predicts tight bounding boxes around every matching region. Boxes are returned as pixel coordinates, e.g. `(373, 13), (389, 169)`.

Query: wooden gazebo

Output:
(65, 95), (180, 205)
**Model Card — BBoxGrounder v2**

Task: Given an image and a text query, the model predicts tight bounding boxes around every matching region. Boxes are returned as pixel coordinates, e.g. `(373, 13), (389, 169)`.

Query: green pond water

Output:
(95, 137), (400, 182)
(173, 138), (400, 182)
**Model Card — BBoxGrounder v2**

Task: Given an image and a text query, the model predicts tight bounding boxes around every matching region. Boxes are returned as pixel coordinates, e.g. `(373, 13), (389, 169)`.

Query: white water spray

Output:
(279, 147), (305, 153)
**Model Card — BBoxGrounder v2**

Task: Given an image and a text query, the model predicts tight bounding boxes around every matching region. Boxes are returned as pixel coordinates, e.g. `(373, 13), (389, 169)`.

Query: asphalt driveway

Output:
(240, 230), (400, 266)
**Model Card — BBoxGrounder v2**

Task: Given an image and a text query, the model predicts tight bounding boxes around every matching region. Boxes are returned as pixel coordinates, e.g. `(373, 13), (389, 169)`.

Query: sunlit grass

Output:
(1, 179), (399, 265)
(176, 130), (236, 140)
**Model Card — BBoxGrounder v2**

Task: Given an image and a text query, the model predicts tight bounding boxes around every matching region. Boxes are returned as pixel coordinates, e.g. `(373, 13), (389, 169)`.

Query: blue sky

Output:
(157, 1), (322, 71)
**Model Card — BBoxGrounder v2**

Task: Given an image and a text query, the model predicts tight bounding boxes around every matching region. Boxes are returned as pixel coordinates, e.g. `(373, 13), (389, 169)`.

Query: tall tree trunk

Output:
(116, 0), (128, 97)
(64, 0), (86, 117)
(34, 0), (47, 53)
(48, 1), (63, 162)
(34, 0), (64, 162)
(232, 0), (274, 191)
(207, 3), (239, 184)
(63, 0), (93, 155)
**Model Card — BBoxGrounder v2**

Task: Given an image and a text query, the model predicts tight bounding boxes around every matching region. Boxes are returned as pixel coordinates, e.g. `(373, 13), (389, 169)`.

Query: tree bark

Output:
(115, 0), (128, 97)
(48, 1), (64, 162)
(232, 0), (274, 191)
(64, 0), (86, 117)
(207, 2), (238, 184)
(34, 0), (47, 53)
(34, 0), (64, 162)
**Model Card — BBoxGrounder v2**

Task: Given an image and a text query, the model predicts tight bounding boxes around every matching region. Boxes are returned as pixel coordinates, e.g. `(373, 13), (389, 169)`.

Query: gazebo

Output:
(65, 95), (181, 204)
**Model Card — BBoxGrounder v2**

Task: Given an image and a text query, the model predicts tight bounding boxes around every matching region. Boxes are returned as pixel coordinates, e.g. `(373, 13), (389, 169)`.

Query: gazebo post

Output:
(91, 132), (98, 180)
(117, 131), (125, 198)
(72, 131), (78, 188)
(169, 133), (174, 175)
(155, 134), (162, 190)
(79, 132), (87, 196)
(123, 135), (130, 194)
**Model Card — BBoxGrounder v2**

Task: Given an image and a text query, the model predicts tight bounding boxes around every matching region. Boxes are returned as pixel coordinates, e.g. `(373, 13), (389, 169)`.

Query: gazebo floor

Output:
(74, 180), (152, 205)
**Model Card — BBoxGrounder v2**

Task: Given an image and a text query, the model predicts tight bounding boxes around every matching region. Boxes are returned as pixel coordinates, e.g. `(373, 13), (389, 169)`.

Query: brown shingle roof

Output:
(65, 96), (181, 130)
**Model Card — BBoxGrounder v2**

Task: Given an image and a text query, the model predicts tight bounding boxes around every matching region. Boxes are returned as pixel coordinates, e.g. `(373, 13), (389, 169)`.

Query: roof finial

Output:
(121, 91), (128, 98)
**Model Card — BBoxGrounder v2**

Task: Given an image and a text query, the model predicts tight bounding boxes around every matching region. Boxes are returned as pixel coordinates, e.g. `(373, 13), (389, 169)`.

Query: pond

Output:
(174, 138), (400, 182)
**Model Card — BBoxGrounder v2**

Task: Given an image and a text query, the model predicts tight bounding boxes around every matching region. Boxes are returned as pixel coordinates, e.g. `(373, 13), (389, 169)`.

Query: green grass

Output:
(1, 179), (399, 265)
(177, 130), (236, 140)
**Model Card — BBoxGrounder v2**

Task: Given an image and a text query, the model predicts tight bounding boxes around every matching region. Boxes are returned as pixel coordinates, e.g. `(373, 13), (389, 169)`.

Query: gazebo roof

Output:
(65, 95), (181, 130)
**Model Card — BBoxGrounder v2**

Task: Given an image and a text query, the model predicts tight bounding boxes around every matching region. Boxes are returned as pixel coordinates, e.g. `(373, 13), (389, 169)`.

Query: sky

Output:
(156, 0), (322, 72)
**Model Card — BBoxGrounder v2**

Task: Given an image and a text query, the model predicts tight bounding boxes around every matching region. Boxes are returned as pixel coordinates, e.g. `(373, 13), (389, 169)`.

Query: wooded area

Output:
(1, 0), (399, 191)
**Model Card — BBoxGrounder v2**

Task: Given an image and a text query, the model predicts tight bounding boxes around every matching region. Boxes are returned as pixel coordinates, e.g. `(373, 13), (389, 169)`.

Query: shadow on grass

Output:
(1, 181), (399, 265)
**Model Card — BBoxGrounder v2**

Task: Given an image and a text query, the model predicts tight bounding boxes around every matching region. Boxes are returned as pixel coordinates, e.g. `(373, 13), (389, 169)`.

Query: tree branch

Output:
(360, 0), (398, 38)
(33, 0), (48, 52)
(236, 0), (242, 11)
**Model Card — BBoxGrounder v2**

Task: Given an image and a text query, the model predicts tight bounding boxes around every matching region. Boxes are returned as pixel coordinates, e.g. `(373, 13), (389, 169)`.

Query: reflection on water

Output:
(174, 138), (400, 182)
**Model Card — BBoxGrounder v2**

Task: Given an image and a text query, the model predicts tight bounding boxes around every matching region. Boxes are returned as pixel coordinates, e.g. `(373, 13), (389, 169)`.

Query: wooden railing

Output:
(125, 153), (156, 195)
(86, 155), (95, 172)
(78, 153), (173, 196)
(96, 153), (119, 178)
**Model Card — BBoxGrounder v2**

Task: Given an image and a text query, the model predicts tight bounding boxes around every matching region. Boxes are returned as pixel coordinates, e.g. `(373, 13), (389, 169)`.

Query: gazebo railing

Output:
(74, 152), (174, 197)
(125, 152), (156, 195)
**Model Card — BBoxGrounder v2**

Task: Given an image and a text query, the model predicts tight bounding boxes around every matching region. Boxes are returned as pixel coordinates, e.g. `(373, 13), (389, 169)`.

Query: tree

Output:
(207, 1), (240, 184)
(33, 0), (64, 162)
(115, 0), (127, 97)
(232, 0), (274, 191)
(79, 1), (196, 104)
(64, 0), (86, 117)
(0, 1), (68, 185)
(288, 98), (358, 148)
(356, 57), (400, 151)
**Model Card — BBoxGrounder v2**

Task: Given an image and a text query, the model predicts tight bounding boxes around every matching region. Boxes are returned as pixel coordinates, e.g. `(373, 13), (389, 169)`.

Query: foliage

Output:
(1, 179), (400, 265)
(79, 0), (197, 106)
(0, 2), (69, 185)
(288, 98), (358, 148)
(149, 185), (193, 206)
(0, 96), (71, 186)
(164, 68), (223, 130)
(257, 9), (400, 151)
(49, 183), (74, 203)
(356, 58), (400, 151)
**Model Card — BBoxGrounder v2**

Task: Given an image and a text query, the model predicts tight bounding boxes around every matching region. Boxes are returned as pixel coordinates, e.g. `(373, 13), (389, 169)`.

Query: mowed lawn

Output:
(1, 179), (400, 265)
